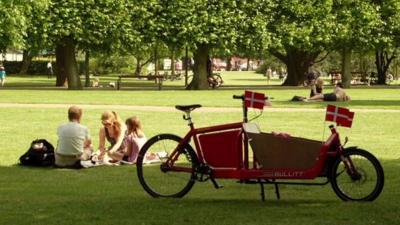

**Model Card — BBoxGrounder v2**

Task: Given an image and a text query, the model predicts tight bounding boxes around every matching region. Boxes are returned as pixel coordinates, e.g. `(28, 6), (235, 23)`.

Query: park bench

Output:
(164, 72), (182, 81)
(116, 74), (164, 90)
(329, 70), (342, 85)
(351, 72), (369, 85)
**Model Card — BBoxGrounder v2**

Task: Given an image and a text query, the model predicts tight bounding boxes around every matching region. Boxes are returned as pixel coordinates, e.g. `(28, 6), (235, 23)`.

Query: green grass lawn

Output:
(0, 75), (399, 225)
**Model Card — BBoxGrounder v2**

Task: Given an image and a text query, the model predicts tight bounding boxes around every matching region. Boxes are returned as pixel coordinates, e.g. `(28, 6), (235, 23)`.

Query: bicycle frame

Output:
(166, 114), (345, 181)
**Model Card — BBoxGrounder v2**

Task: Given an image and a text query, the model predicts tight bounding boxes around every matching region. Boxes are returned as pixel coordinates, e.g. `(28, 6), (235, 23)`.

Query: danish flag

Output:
(325, 105), (355, 128)
(244, 91), (265, 109)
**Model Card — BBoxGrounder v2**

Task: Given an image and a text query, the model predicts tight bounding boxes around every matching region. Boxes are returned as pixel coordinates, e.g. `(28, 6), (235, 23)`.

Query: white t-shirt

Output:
(56, 122), (91, 156)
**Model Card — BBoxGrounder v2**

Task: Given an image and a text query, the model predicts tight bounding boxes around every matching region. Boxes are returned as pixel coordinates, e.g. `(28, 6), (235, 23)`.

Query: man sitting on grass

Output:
(55, 106), (93, 168)
(306, 82), (351, 102)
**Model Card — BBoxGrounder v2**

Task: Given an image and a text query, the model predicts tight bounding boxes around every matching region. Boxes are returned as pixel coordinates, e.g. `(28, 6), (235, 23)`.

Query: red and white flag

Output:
(244, 91), (265, 109)
(325, 105), (355, 128)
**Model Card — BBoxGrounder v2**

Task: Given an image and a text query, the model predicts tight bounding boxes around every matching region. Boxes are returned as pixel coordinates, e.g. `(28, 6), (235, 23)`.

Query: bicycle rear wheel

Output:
(330, 148), (384, 201)
(136, 134), (198, 198)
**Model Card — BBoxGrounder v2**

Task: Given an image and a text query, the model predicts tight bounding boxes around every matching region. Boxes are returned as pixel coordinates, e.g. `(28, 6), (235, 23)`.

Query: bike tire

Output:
(212, 74), (223, 88)
(330, 148), (384, 201)
(136, 134), (199, 198)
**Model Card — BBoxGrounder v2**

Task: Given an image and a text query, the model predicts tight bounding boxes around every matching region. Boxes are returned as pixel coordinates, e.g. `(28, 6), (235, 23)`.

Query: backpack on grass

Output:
(19, 139), (55, 166)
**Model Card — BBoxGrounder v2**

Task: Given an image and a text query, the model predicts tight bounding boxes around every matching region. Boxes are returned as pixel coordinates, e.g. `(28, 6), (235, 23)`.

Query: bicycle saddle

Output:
(175, 104), (202, 112)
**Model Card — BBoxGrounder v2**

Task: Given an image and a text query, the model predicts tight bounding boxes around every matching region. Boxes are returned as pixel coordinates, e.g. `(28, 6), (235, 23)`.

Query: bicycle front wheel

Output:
(136, 134), (198, 198)
(330, 148), (384, 201)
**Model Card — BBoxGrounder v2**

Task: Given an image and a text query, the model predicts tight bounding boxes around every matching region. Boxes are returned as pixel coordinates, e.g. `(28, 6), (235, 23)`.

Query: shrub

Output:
(90, 55), (137, 75)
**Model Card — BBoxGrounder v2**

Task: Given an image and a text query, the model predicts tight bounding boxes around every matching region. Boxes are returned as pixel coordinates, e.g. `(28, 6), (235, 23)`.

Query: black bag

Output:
(19, 139), (55, 166)
(291, 96), (306, 101)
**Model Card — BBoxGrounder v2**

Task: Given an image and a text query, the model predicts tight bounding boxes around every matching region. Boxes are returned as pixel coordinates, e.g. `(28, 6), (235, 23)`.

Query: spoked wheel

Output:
(330, 148), (384, 201)
(136, 134), (199, 198)
(208, 74), (223, 88)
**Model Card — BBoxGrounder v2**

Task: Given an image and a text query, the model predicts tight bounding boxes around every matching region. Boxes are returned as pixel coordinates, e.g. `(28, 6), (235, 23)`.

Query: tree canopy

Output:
(0, 0), (27, 52)
(2, 0), (400, 88)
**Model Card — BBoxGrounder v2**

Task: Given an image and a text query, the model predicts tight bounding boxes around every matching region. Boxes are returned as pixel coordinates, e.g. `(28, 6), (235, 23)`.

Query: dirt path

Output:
(0, 103), (399, 113)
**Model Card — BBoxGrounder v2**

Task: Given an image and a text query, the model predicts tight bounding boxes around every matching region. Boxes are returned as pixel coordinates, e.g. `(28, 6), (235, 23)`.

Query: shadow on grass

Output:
(294, 99), (400, 109)
(230, 78), (274, 82)
(344, 100), (400, 108)
(0, 159), (398, 224)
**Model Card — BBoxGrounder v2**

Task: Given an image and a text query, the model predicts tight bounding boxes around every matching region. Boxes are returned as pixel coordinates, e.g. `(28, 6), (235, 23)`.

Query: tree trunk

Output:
(275, 49), (317, 86)
(171, 50), (175, 76)
(55, 37), (82, 89)
(19, 50), (33, 74)
(226, 56), (232, 71)
(84, 50), (90, 87)
(135, 56), (141, 75)
(246, 58), (250, 71)
(187, 44), (209, 90)
(154, 45), (159, 75)
(185, 47), (189, 86)
(55, 46), (67, 87)
(375, 50), (395, 85)
(341, 47), (352, 88)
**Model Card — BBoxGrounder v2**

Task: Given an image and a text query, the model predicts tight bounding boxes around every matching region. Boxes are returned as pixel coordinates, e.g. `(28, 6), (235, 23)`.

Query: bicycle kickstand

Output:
(210, 178), (223, 189)
(258, 179), (265, 202)
(274, 183), (280, 200)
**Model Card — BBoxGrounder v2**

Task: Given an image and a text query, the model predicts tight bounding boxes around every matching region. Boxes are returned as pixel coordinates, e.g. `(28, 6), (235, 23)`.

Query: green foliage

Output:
(0, 0), (27, 52)
(332, 0), (381, 51)
(268, 0), (336, 53)
(89, 55), (137, 75)
(22, 0), (51, 53)
(234, 0), (271, 58)
(47, 0), (129, 51)
(371, 0), (400, 50)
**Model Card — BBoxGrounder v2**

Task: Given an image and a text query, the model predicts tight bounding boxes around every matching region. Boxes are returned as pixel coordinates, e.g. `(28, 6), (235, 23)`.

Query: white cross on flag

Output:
(325, 105), (355, 128)
(244, 91), (265, 109)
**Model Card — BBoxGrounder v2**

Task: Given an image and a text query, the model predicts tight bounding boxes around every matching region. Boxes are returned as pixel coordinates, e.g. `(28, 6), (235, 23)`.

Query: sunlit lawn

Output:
(1, 72), (400, 110)
(0, 75), (399, 225)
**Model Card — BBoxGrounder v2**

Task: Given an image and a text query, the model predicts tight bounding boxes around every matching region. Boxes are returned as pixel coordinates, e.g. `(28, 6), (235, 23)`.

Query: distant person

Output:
(330, 71), (342, 85)
(124, 116), (147, 163)
(272, 70), (277, 78)
(47, 61), (53, 79)
(307, 82), (351, 102)
(55, 106), (93, 168)
(175, 60), (183, 71)
(0, 65), (6, 86)
(98, 111), (127, 162)
(309, 77), (324, 97)
(387, 73), (394, 84)
(265, 67), (272, 84)
(91, 77), (101, 87)
(280, 67), (287, 78)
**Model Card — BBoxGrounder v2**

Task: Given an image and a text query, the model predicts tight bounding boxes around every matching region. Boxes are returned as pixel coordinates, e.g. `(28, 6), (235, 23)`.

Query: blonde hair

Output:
(125, 116), (145, 138)
(101, 111), (122, 138)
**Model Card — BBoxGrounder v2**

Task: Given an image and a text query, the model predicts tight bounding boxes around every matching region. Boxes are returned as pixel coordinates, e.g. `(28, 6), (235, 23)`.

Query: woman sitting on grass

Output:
(309, 77), (324, 97)
(98, 111), (127, 163)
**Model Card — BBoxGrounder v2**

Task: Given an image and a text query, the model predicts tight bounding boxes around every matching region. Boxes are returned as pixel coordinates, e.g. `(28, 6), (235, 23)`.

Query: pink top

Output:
(125, 133), (147, 163)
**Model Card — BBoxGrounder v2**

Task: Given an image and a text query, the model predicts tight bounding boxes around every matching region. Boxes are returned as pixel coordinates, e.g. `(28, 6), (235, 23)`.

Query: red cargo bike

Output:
(136, 94), (384, 201)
